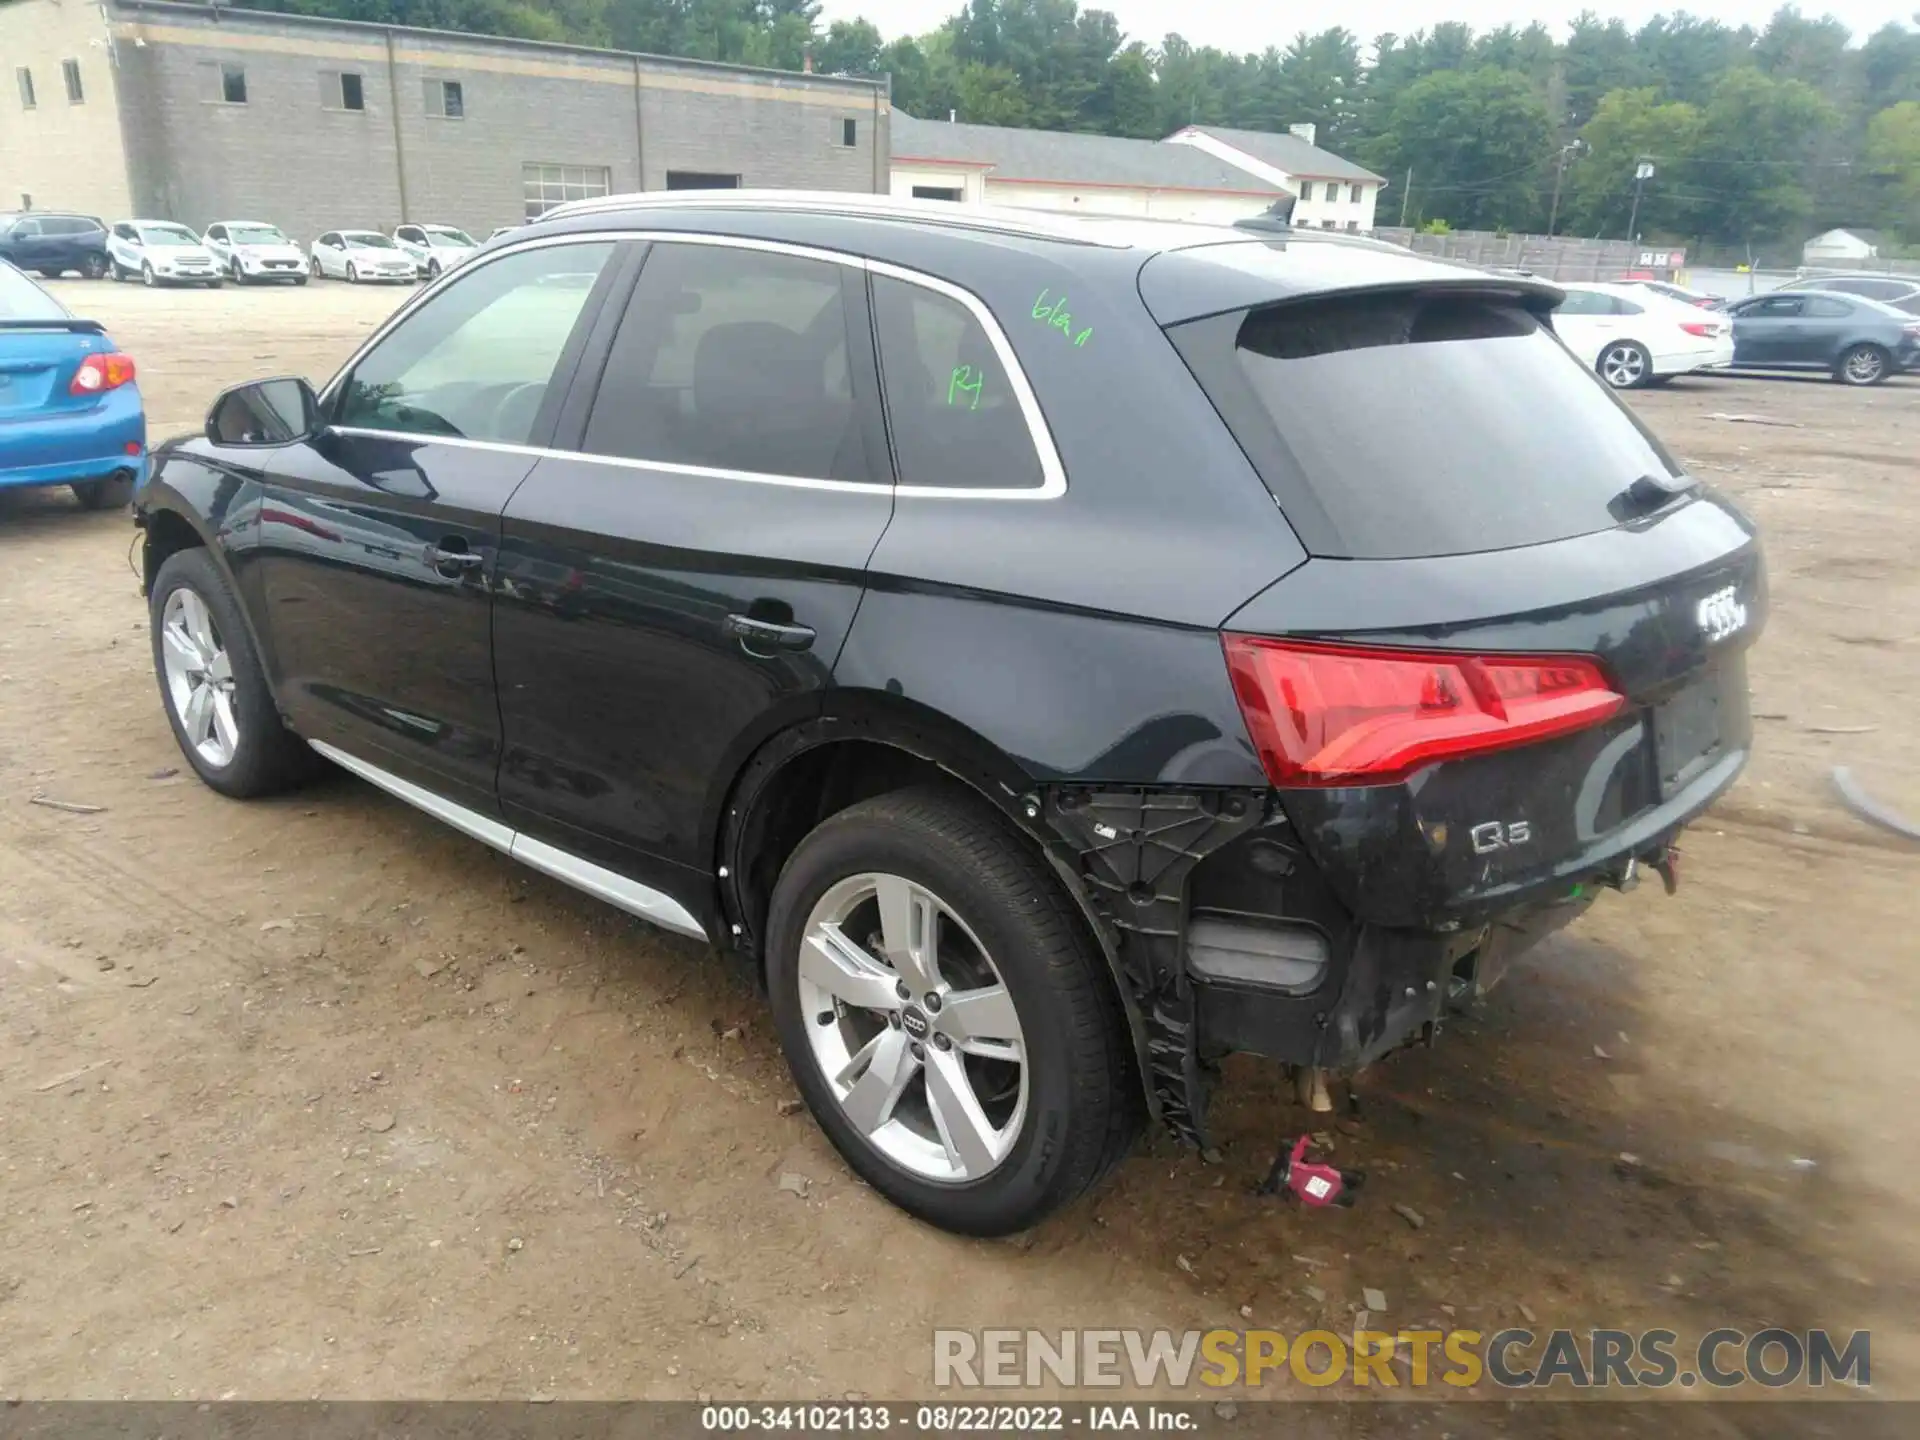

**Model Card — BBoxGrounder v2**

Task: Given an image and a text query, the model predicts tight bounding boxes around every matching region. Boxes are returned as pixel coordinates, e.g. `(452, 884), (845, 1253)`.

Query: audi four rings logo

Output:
(1696, 586), (1749, 643)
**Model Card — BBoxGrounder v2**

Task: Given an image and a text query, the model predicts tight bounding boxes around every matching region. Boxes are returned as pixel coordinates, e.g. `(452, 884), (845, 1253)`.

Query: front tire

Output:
(1836, 343), (1889, 387)
(149, 549), (318, 799)
(141, 262), (158, 288)
(310, 255), (323, 279)
(1598, 340), (1653, 389)
(346, 262), (359, 284)
(82, 253), (108, 280)
(765, 787), (1141, 1235)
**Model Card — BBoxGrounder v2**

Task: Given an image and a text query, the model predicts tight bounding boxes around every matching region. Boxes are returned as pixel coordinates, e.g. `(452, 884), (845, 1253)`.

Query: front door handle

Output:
(724, 613), (816, 654)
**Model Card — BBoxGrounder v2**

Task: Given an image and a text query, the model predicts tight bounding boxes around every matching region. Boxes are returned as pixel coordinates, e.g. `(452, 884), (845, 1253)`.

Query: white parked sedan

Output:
(308, 230), (418, 284)
(107, 220), (221, 288)
(202, 220), (309, 286)
(392, 223), (478, 278)
(1552, 281), (1734, 389)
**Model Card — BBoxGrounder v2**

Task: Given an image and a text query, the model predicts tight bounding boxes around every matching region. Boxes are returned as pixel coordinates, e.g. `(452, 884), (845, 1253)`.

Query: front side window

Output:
(581, 242), (870, 484)
(872, 274), (1042, 491)
(1742, 295), (1804, 318)
(337, 241), (613, 445)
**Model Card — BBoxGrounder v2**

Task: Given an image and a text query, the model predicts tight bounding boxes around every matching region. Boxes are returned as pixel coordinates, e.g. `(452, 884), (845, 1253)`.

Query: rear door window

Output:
(1804, 296), (1853, 318)
(1170, 289), (1683, 560)
(871, 274), (1043, 491)
(580, 241), (875, 484)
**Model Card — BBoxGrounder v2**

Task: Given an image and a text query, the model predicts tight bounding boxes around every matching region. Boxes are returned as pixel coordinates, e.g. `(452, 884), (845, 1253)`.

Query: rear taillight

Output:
(1680, 320), (1720, 337)
(1222, 636), (1627, 788)
(69, 352), (136, 394)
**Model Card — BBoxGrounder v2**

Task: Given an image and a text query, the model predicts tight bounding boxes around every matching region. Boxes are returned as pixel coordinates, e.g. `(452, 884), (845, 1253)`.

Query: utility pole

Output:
(1546, 139), (1584, 237)
(1626, 157), (1655, 245)
(1398, 166), (1412, 227)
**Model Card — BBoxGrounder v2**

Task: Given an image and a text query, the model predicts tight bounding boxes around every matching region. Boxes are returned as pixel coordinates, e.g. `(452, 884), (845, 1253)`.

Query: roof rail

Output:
(535, 190), (1137, 248)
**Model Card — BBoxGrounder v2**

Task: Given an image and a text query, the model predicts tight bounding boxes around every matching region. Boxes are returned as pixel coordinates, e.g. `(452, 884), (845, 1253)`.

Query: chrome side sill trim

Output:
(309, 739), (709, 942)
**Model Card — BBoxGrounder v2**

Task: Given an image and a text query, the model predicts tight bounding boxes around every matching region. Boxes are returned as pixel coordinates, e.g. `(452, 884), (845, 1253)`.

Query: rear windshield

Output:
(0, 263), (68, 321)
(1172, 289), (1684, 560)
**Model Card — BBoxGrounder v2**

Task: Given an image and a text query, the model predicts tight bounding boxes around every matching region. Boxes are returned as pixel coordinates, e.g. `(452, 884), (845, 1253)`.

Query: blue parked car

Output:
(0, 258), (145, 509)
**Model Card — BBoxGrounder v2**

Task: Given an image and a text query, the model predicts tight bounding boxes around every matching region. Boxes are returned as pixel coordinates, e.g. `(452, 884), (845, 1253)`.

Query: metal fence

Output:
(1371, 229), (1649, 280)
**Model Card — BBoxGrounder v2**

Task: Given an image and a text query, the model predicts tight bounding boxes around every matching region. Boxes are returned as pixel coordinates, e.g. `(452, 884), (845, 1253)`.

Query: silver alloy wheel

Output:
(798, 872), (1028, 1183)
(142, 262), (156, 288)
(1600, 343), (1648, 388)
(1845, 347), (1884, 384)
(160, 588), (240, 768)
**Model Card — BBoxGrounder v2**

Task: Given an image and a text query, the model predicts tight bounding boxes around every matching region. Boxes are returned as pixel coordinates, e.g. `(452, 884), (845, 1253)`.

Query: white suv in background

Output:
(1551, 281), (1734, 389)
(392, 224), (479, 278)
(108, 221), (222, 288)
(202, 221), (309, 286)
(308, 231), (419, 284)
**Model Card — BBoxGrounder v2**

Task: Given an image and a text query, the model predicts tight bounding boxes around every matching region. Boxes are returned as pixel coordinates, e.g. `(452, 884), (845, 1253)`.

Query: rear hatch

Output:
(1151, 244), (1764, 928)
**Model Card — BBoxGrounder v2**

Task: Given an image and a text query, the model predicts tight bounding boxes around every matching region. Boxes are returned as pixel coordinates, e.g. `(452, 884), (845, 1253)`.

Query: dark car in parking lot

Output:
(0, 212), (111, 280)
(131, 193), (1763, 1235)
(1728, 290), (1920, 385)
(1779, 272), (1920, 317)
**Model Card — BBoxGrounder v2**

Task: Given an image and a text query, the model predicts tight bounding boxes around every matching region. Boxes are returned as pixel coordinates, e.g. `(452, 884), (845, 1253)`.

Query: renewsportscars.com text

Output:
(933, 1327), (1870, 1391)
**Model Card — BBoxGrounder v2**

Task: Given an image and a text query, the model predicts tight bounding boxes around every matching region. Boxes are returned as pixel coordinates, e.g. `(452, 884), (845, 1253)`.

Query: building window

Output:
(1321, 219), (1337, 229)
(321, 71), (367, 111)
(664, 171), (741, 191)
(522, 162), (612, 220)
(62, 60), (83, 105)
(1346, 220), (1359, 231)
(221, 63), (248, 104)
(423, 79), (464, 118)
(1297, 181), (1312, 202)
(836, 117), (857, 147)
(16, 67), (34, 110)
(1351, 183), (1364, 203)
(911, 185), (962, 202)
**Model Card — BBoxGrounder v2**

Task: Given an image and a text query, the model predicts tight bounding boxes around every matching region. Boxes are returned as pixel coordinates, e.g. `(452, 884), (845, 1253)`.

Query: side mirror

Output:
(206, 376), (320, 447)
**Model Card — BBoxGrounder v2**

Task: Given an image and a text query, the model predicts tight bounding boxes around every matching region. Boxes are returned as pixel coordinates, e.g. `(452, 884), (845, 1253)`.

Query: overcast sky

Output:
(818, 1), (1913, 54)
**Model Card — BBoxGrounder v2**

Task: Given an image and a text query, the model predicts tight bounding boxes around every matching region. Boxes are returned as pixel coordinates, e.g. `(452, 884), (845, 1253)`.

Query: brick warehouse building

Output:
(0, 0), (890, 241)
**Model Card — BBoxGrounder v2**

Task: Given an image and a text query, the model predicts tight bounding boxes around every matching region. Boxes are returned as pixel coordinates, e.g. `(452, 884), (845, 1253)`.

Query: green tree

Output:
(1865, 100), (1920, 239)
(1561, 87), (1703, 237)
(815, 18), (884, 75)
(1689, 67), (1836, 243)
(1373, 67), (1555, 229)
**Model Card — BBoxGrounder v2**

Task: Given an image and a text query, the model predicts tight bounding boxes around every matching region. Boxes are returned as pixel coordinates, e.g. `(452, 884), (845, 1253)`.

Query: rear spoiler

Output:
(0, 317), (102, 332)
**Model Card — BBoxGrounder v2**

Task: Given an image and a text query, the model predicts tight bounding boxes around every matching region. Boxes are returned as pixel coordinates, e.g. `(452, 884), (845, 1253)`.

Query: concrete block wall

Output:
(0, 0), (136, 221)
(99, 1), (887, 245)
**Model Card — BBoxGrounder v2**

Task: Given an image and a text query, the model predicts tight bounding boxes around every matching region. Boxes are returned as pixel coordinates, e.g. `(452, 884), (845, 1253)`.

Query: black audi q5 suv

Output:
(133, 193), (1763, 1235)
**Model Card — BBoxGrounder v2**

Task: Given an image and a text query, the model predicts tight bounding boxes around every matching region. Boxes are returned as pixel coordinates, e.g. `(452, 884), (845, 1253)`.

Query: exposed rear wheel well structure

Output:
(142, 508), (206, 595)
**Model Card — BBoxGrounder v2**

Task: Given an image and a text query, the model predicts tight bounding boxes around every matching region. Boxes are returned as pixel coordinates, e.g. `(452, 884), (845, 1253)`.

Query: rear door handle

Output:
(724, 613), (816, 653)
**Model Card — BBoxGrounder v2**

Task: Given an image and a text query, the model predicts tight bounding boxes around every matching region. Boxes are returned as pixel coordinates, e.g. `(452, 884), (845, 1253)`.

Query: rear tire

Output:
(70, 474), (133, 511)
(765, 786), (1141, 1235)
(1836, 344), (1889, 387)
(1597, 340), (1653, 389)
(149, 548), (319, 800)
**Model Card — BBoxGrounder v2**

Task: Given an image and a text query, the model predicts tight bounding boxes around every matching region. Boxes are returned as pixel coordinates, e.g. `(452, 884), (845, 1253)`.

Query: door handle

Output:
(426, 542), (484, 574)
(724, 613), (816, 653)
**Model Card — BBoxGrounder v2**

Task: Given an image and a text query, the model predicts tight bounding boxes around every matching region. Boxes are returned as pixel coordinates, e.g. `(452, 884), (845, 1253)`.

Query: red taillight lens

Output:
(69, 352), (136, 395)
(1222, 636), (1627, 788)
(1680, 320), (1720, 337)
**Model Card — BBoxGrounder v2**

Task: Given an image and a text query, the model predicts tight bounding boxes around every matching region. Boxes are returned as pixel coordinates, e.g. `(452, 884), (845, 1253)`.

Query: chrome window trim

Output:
(309, 739), (709, 941)
(320, 227), (1065, 502)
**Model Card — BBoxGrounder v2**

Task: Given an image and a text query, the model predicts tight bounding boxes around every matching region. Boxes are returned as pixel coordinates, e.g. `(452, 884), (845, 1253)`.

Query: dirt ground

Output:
(1, 279), (1915, 1411)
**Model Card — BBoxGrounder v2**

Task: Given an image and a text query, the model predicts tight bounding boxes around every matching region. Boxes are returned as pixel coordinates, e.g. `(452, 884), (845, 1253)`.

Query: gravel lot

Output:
(2, 278), (1915, 1409)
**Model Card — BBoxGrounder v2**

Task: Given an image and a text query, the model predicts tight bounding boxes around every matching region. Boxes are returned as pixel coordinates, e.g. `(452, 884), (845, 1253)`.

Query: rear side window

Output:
(872, 275), (1042, 491)
(0, 262), (67, 320)
(1554, 289), (1615, 316)
(582, 242), (872, 484)
(1804, 296), (1853, 318)
(1172, 290), (1683, 560)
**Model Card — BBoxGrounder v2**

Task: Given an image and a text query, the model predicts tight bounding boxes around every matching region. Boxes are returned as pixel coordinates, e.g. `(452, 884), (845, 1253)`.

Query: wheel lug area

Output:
(909, 1040), (925, 1061)
(932, 1033), (952, 1052)
(894, 979), (912, 1002)
(923, 992), (942, 1013)
(887, 1011), (902, 1029)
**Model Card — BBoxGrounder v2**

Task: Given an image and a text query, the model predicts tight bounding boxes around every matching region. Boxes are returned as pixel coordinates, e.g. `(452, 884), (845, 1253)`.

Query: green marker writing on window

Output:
(948, 364), (983, 410)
